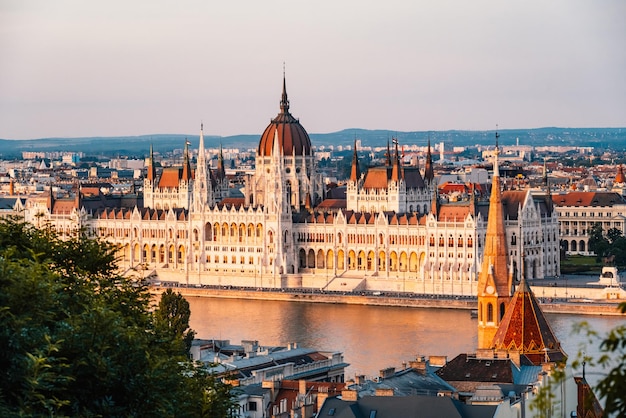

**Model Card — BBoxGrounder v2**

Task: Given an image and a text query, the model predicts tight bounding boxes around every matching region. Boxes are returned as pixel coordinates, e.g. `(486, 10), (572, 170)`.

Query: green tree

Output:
(0, 218), (237, 417)
(587, 223), (610, 262)
(155, 288), (196, 355)
(594, 302), (626, 416)
(607, 227), (623, 244)
(532, 302), (626, 417)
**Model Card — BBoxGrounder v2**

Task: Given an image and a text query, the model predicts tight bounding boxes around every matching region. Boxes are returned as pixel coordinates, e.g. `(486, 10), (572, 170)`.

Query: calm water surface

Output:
(187, 297), (623, 387)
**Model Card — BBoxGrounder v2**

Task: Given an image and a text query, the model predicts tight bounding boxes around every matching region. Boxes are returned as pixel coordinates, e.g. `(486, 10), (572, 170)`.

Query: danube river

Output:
(187, 297), (623, 387)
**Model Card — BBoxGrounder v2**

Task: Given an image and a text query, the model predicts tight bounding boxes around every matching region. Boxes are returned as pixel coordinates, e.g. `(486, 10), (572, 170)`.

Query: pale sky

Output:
(1, 0), (624, 140)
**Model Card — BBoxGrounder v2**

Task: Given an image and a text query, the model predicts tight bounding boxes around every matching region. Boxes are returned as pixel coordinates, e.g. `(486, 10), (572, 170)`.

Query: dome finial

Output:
(280, 63), (290, 113)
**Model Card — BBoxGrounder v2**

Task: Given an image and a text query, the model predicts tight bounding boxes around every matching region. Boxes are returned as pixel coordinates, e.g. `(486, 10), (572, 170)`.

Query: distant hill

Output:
(1, 127), (625, 159)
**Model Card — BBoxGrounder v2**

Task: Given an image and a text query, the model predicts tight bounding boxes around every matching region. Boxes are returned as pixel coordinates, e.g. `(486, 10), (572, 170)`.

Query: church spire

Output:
(477, 127), (512, 350)
(350, 139), (361, 182)
(424, 137), (434, 182)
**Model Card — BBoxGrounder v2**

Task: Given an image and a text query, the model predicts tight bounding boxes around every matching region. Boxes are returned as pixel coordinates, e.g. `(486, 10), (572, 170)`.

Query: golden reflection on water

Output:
(187, 296), (623, 383)
(187, 296), (476, 378)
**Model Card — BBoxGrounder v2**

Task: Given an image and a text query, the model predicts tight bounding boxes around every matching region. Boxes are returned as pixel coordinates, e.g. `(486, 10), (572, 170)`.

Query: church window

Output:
(511, 233), (517, 246)
(487, 303), (494, 322)
(500, 303), (506, 320)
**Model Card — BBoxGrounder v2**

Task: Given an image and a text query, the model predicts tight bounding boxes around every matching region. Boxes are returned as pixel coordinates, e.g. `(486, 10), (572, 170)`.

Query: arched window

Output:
(487, 303), (494, 322)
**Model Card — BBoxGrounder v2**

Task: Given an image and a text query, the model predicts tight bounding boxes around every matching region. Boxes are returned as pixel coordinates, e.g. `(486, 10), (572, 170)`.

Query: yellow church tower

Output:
(477, 130), (513, 349)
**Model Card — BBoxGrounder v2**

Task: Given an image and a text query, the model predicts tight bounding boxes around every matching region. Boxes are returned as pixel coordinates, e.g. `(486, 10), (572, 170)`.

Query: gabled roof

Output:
(363, 167), (393, 189)
(436, 354), (515, 393)
(438, 204), (470, 222)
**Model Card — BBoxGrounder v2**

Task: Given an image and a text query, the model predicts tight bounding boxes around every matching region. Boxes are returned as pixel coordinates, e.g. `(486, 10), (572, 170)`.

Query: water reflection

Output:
(188, 296), (622, 386)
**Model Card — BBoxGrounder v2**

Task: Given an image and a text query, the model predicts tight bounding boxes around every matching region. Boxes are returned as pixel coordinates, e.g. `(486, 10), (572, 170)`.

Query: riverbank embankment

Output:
(149, 286), (624, 316)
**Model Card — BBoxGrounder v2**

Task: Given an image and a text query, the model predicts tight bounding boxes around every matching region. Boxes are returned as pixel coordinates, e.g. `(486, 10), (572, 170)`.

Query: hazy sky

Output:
(1, 0), (625, 139)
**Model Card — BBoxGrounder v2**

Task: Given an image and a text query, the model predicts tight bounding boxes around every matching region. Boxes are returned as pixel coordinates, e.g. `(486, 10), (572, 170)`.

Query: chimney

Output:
(317, 392), (328, 411)
(379, 367), (395, 379)
(341, 390), (358, 402)
(299, 380), (307, 396)
(262, 380), (280, 401)
(375, 388), (394, 397)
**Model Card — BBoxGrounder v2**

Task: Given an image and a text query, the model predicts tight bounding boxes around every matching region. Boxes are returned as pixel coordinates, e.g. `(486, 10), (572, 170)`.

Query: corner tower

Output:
(477, 130), (513, 350)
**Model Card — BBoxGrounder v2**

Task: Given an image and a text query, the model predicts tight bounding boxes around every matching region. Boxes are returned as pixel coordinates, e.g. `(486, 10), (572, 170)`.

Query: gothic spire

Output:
(280, 66), (290, 114)
(182, 139), (192, 181)
(424, 138), (434, 182)
(350, 139), (361, 182)
(193, 123), (211, 209)
(217, 143), (226, 180)
(477, 127), (512, 350)
(391, 138), (400, 182)
(147, 144), (156, 182)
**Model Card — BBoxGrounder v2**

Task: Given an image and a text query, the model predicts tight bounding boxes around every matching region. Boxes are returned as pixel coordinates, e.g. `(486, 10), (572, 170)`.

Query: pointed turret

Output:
(182, 140), (192, 182)
(147, 144), (156, 182)
(193, 123), (211, 209)
(350, 140), (361, 182)
(217, 143), (226, 181)
(491, 278), (566, 365)
(424, 138), (434, 182)
(280, 69), (290, 114)
(391, 139), (400, 182)
(477, 129), (512, 350)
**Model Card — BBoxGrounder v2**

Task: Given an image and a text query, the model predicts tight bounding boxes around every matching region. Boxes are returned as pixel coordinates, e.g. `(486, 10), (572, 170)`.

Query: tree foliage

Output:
(594, 302), (626, 416)
(0, 218), (237, 417)
(155, 288), (196, 356)
(587, 223), (626, 265)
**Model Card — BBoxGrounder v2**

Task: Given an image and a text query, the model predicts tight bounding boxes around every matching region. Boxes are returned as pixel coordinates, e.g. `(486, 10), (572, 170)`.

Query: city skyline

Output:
(1, 0), (625, 140)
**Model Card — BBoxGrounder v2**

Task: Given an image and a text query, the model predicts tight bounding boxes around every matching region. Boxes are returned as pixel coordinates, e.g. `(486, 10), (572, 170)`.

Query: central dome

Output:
(258, 77), (312, 157)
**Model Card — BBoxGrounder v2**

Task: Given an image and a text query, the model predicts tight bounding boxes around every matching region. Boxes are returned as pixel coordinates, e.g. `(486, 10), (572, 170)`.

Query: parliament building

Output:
(20, 77), (560, 294)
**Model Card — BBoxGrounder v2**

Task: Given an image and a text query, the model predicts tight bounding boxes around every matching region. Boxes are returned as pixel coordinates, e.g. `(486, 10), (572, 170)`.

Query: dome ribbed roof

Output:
(258, 77), (311, 157)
